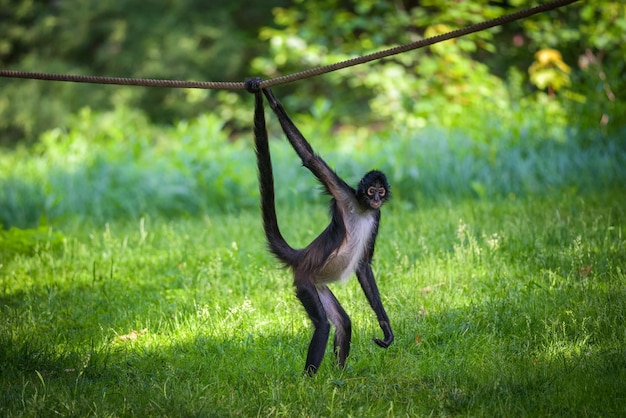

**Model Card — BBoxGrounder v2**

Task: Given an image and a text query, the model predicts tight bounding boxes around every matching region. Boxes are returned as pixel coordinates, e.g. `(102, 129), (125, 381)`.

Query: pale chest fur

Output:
(317, 210), (377, 283)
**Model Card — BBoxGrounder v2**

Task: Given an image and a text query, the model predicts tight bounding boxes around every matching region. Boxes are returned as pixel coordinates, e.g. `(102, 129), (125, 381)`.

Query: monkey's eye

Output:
(367, 186), (377, 196)
(378, 188), (386, 197)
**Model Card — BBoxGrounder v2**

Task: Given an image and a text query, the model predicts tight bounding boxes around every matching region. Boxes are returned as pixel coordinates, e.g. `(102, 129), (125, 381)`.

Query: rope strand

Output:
(0, 70), (244, 90)
(0, 0), (578, 90)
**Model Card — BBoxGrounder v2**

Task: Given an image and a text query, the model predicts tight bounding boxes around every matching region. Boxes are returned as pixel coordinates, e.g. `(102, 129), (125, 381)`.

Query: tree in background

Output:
(0, 0), (287, 144)
(0, 0), (624, 144)
(253, 0), (625, 139)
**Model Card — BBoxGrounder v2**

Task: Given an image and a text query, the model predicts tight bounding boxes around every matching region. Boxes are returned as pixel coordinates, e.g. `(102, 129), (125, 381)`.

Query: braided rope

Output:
(0, 0), (578, 90)
(0, 70), (244, 90)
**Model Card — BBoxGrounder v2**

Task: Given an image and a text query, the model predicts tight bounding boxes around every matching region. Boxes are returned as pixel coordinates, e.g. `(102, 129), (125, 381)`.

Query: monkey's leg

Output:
(295, 281), (331, 375)
(318, 286), (351, 367)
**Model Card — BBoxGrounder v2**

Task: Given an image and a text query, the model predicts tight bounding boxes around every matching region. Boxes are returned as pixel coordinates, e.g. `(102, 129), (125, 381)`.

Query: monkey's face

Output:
(366, 184), (387, 208)
(357, 170), (390, 210)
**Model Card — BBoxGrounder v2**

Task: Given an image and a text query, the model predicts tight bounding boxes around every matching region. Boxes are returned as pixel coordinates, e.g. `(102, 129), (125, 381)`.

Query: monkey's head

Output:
(356, 170), (390, 210)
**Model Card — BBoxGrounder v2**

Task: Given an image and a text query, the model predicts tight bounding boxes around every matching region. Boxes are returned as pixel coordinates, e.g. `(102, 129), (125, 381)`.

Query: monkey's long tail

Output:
(251, 87), (299, 267)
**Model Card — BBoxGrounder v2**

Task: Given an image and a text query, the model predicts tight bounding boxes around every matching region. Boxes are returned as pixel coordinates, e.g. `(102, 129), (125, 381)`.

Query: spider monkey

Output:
(246, 78), (394, 375)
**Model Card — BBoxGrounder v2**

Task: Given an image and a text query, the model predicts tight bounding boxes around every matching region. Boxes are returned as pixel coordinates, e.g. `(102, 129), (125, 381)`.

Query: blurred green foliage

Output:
(253, 0), (625, 137)
(1, 103), (624, 229)
(0, 0), (287, 143)
(0, 0), (624, 144)
(1, 0), (625, 230)
(0, 222), (64, 258)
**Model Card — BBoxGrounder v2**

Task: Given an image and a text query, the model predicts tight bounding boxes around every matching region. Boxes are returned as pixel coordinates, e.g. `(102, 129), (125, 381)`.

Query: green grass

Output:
(1, 64), (624, 416)
(1, 189), (625, 416)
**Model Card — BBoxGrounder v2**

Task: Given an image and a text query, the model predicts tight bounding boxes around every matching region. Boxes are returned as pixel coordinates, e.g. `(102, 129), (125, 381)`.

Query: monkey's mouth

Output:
(371, 200), (381, 209)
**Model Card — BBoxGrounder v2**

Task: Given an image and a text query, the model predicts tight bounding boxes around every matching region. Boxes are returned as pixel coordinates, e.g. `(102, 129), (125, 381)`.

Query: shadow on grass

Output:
(2, 188), (626, 414)
(1, 258), (625, 417)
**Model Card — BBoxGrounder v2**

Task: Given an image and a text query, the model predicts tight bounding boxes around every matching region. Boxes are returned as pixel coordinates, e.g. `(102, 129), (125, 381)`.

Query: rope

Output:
(0, 0), (578, 90)
(0, 71), (243, 90)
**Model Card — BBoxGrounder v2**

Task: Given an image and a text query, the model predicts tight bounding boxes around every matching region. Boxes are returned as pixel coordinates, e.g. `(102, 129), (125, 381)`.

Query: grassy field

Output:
(1, 189), (624, 416)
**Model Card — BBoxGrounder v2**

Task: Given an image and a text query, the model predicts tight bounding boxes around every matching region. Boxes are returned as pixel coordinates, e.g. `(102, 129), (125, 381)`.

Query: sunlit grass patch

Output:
(2, 190), (624, 416)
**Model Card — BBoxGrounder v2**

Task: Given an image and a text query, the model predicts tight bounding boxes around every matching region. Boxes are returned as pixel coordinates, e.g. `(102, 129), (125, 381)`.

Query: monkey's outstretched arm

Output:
(261, 89), (316, 166)
(261, 88), (354, 201)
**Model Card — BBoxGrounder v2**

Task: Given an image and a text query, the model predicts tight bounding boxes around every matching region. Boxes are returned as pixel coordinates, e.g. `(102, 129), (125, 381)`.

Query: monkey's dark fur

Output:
(248, 79), (394, 375)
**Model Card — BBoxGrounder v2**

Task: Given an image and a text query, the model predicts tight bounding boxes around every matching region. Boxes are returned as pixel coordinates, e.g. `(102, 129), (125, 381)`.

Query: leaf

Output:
(578, 264), (593, 277)
(419, 282), (446, 294)
(114, 328), (148, 343)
